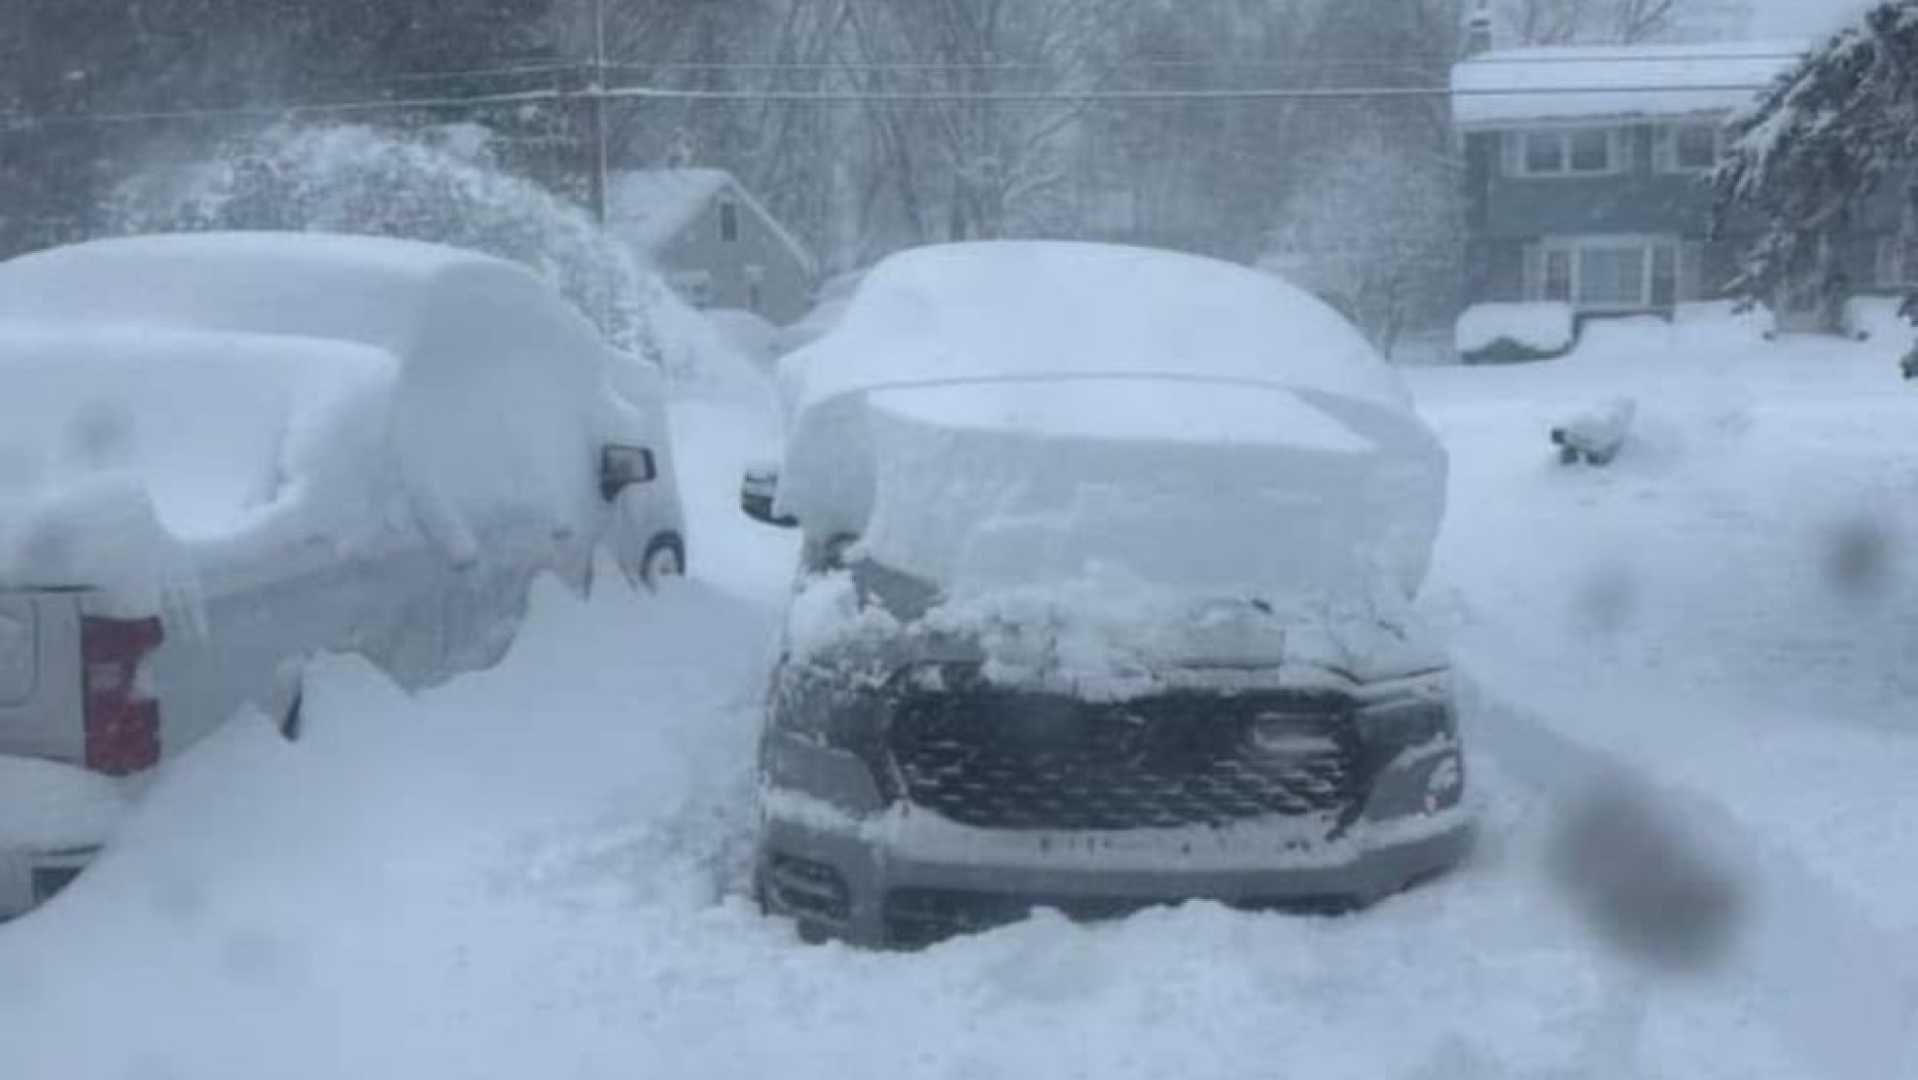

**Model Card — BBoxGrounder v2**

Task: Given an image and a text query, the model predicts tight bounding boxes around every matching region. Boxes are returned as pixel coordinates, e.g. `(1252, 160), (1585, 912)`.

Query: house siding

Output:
(1471, 126), (1716, 240)
(655, 193), (815, 325)
(1464, 122), (1908, 315)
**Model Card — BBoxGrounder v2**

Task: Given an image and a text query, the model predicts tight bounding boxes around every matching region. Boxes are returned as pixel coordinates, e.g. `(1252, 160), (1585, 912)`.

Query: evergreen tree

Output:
(1714, 0), (1918, 365)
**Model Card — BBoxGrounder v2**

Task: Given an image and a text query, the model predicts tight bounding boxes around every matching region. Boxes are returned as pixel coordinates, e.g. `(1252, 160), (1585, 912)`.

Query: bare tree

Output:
(1499, 0), (1703, 43)
(1611, 0), (1677, 42)
(1265, 133), (1462, 359)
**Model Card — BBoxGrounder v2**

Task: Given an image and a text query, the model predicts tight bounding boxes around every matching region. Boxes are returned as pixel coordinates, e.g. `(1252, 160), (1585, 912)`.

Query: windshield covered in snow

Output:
(2, 1), (1913, 1078)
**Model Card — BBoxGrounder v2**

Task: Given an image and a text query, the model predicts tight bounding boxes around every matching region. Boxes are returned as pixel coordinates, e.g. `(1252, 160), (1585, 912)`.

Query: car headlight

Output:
(1355, 695), (1452, 747)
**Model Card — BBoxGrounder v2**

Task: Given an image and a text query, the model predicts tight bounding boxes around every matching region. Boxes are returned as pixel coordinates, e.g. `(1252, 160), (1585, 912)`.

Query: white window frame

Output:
(1510, 127), (1625, 179)
(1529, 235), (1684, 310)
(1654, 120), (1724, 174)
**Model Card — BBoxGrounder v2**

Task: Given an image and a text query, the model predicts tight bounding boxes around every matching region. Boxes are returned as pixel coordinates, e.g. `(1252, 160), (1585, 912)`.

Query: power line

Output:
(0, 78), (1779, 128)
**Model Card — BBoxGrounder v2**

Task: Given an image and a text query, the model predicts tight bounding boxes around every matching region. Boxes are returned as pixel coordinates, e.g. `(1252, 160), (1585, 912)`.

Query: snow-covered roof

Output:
(607, 168), (816, 275)
(0, 232), (526, 353)
(1451, 41), (1806, 128)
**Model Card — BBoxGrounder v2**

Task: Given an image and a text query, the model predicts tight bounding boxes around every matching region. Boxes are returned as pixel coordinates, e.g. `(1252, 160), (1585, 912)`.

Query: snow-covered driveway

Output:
(1, 334), (1911, 1078)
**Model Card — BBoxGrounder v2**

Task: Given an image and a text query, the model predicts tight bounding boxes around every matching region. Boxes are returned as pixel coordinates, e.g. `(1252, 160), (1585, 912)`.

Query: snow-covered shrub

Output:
(104, 122), (734, 387)
(1456, 302), (1576, 365)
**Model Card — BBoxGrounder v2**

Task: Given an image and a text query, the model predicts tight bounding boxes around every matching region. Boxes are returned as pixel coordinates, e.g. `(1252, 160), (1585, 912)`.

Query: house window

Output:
(1514, 128), (1620, 177)
(1656, 122), (1722, 173)
(1578, 245), (1646, 307)
(719, 199), (739, 243)
(1532, 237), (1683, 309)
(1523, 132), (1566, 175)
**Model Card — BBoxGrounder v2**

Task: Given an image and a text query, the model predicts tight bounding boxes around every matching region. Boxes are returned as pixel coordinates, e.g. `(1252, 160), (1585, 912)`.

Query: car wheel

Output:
(641, 535), (685, 586)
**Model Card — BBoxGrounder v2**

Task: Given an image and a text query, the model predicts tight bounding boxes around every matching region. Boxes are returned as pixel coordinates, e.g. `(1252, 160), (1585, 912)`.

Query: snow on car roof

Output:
(0, 323), (395, 542)
(866, 378), (1372, 453)
(0, 231), (548, 354)
(786, 241), (1410, 416)
(0, 233), (660, 621)
(1450, 41), (1806, 127)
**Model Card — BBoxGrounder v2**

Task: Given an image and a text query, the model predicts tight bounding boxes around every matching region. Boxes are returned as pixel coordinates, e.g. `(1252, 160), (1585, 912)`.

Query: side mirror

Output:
(600, 444), (658, 503)
(740, 463), (797, 527)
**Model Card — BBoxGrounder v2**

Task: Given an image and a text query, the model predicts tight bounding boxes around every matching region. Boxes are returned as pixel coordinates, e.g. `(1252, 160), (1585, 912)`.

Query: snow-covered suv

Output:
(744, 242), (1472, 947)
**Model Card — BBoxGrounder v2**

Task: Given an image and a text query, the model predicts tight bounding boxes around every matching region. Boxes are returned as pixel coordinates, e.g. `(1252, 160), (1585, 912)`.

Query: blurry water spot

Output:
(61, 398), (136, 472)
(1824, 515), (1895, 597)
(1574, 563), (1638, 636)
(148, 872), (207, 927)
(219, 928), (299, 988)
(1548, 778), (1744, 978)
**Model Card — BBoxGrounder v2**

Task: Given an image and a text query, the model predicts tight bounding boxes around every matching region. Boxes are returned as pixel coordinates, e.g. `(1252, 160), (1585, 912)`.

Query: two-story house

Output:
(1449, 21), (1883, 334)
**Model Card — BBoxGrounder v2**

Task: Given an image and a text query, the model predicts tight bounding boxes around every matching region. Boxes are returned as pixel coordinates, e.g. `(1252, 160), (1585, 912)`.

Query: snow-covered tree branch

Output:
(1714, 1), (1918, 348)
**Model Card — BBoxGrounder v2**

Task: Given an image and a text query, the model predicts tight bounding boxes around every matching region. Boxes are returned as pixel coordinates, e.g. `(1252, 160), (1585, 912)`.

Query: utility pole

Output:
(587, 0), (610, 224)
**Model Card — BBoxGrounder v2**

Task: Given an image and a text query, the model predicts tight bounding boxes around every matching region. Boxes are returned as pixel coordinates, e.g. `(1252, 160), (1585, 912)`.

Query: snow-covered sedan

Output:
(0, 232), (684, 918)
(743, 241), (1471, 947)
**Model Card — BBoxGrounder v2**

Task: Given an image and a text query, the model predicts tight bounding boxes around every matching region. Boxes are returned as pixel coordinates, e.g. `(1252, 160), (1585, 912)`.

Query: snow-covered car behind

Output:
(743, 241), (1470, 947)
(0, 232), (684, 918)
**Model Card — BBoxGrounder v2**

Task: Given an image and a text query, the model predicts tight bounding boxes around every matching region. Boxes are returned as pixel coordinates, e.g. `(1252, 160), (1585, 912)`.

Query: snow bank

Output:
(0, 233), (670, 658)
(1456, 302), (1575, 357)
(1841, 295), (1915, 345)
(0, 756), (131, 850)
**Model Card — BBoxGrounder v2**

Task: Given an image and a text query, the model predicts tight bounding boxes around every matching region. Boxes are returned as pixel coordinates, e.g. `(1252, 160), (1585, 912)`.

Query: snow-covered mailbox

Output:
(744, 242), (1472, 948)
(0, 233), (684, 918)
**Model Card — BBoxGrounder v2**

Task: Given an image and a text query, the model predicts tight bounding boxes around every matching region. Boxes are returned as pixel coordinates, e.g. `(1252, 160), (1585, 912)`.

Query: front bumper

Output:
(756, 731), (1473, 948)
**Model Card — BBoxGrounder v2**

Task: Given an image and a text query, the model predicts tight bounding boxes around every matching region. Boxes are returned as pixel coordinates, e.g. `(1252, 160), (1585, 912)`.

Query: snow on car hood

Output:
(787, 563), (1447, 697)
(857, 379), (1443, 600)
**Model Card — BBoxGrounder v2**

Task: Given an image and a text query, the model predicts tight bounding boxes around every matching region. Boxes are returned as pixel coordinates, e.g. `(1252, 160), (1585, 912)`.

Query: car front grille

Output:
(886, 690), (1363, 832)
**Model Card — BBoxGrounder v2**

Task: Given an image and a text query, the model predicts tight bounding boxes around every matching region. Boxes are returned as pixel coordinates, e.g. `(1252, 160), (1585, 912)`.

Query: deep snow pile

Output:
(0, 234), (667, 660)
(1409, 312), (1918, 946)
(1455, 301), (1575, 356)
(779, 243), (1445, 608)
(2, 305), (1914, 1079)
(0, 757), (131, 850)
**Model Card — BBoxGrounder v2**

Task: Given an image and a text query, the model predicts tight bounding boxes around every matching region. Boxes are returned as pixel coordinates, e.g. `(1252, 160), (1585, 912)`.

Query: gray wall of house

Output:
(654, 194), (815, 325)
(1462, 126), (1903, 312)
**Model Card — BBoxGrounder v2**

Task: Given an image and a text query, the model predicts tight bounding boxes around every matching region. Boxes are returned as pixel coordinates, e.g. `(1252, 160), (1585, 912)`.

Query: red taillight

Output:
(81, 615), (165, 776)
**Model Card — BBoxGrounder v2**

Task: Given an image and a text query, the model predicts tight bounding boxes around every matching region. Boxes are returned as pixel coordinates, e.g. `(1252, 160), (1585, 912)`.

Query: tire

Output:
(641, 534), (685, 587)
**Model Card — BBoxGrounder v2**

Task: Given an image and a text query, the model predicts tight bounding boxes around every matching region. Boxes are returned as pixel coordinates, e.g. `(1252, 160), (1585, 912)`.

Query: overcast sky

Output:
(1748, 0), (1872, 38)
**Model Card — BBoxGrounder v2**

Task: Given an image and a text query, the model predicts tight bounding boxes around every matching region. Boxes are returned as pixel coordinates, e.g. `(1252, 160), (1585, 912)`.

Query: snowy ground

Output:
(3, 316), (1916, 1079)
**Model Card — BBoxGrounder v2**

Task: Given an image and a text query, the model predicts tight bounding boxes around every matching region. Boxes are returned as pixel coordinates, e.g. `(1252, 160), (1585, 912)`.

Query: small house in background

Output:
(608, 168), (816, 325)
(1446, 15), (1897, 335)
